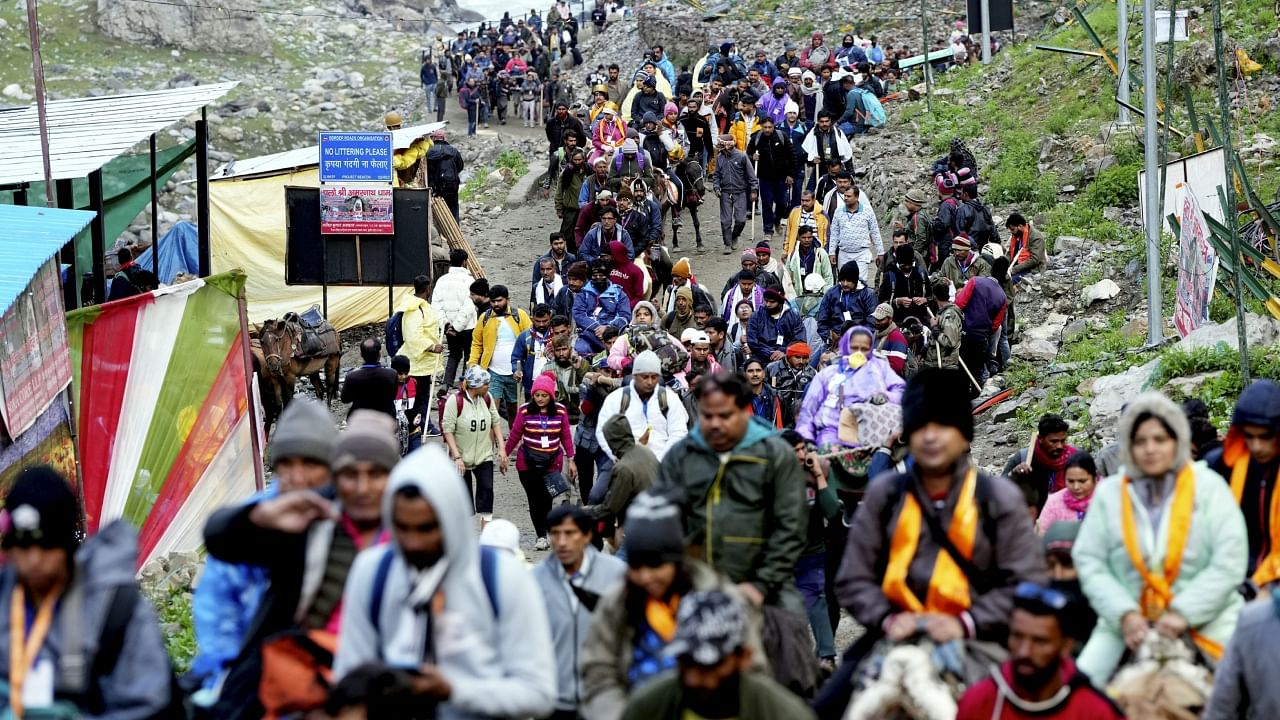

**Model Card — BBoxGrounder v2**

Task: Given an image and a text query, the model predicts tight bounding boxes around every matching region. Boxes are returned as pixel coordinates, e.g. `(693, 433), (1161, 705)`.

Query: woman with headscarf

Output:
(606, 301), (686, 374)
(797, 325), (905, 449)
(1072, 392), (1247, 685)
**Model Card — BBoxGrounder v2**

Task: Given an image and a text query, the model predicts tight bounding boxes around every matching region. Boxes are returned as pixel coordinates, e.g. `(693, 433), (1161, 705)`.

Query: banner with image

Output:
(320, 185), (394, 235)
(1173, 182), (1219, 338)
(0, 260), (73, 439)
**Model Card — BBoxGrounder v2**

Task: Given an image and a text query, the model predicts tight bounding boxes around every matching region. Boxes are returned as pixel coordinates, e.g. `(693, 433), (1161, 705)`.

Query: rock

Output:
(1061, 184), (1076, 193)
(1025, 313), (1070, 342)
(991, 396), (1030, 423)
(1263, 35), (1280, 65)
(1121, 317), (1148, 339)
(1, 83), (31, 100)
(1082, 278), (1121, 304)
(1164, 370), (1226, 398)
(97, 0), (268, 54)
(334, 22), (359, 38)
(1090, 359), (1160, 426)
(1062, 318), (1089, 343)
(1014, 338), (1060, 362)
(1175, 315), (1280, 352)
(217, 125), (244, 142)
(1055, 236), (1089, 254)
(345, 71), (365, 89)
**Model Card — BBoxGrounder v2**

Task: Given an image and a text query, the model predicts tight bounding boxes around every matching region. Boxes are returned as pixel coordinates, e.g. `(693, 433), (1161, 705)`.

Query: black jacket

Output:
(426, 141), (464, 191)
(680, 113), (715, 161)
(746, 130), (794, 180)
(545, 113), (586, 152)
(822, 80), (848, 119)
(340, 365), (398, 419)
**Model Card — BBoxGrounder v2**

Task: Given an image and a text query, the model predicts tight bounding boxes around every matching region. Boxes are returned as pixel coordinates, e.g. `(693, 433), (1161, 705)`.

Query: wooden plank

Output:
(431, 196), (486, 279)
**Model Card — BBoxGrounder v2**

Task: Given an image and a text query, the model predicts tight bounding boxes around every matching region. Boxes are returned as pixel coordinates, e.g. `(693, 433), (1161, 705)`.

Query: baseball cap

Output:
(665, 590), (746, 666)
(870, 303), (894, 321)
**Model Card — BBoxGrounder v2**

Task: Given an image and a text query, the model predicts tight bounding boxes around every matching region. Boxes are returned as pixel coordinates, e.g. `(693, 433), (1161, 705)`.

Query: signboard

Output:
(1138, 147), (1228, 233)
(317, 131), (394, 183)
(1173, 182), (1219, 338)
(0, 261), (72, 438)
(320, 185), (394, 235)
(967, 0), (1014, 33)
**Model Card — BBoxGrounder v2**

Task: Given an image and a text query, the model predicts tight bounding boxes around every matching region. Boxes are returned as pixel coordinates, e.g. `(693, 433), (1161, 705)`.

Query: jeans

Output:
(479, 102), (490, 125)
(423, 84), (437, 112)
(574, 443), (613, 501)
(466, 105), (478, 135)
(988, 326), (1009, 378)
(758, 176), (789, 234)
(436, 99), (447, 122)
(838, 121), (867, 136)
(444, 329), (472, 390)
(795, 552), (835, 658)
(518, 467), (554, 538)
(463, 461), (495, 515)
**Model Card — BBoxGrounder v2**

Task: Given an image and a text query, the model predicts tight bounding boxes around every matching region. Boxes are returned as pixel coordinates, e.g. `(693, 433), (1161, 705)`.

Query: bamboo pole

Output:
(431, 196), (486, 279)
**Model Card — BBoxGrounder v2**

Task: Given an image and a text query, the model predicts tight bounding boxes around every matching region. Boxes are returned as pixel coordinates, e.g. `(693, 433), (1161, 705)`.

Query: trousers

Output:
(758, 177), (789, 234)
(719, 190), (749, 247)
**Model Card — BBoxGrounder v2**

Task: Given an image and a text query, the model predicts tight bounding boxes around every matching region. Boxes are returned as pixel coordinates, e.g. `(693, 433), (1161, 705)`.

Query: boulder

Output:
(1089, 359), (1160, 427)
(1014, 338), (1059, 362)
(1055, 235), (1090, 254)
(2, 83), (31, 100)
(1082, 278), (1121, 304)
(1164, 370), (1226, 399)
(1174, 314), (1280, 352)
(97, 0), (268, 54)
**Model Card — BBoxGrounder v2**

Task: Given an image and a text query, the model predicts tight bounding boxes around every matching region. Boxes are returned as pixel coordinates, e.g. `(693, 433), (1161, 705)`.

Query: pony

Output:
(256, 317), (341, 413)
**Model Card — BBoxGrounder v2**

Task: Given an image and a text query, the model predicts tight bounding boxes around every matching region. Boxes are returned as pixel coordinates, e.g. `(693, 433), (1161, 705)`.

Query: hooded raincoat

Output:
(796, 326), (905, 447)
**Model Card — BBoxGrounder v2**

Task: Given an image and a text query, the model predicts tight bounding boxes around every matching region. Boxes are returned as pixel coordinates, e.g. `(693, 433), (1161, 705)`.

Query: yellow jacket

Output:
(469, 307), (532, 373)
(400, 296), (444, 376)
(392, 137), (432, 187)
(729, 115), (762, 151)
(782, 205), (830, 256)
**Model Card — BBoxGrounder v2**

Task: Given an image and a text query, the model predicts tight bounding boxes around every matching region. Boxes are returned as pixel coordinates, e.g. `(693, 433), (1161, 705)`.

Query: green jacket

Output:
(621, 670), (816, 720)
(586, 414), (660, 522)
(657, 417), (808, 606)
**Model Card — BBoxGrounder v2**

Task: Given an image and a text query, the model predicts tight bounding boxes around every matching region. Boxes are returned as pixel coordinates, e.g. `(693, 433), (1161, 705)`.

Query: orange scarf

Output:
(9, 582), (63, 718)
(1225, 429), (1280, 586)
(882, 467), (978, 615)
(1119, 465), (1222, 660)
(645, 596), (680, 641)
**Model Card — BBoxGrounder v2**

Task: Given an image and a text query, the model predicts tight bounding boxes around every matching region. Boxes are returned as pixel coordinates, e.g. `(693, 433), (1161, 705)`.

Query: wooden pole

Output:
(431, 195), (486, 278)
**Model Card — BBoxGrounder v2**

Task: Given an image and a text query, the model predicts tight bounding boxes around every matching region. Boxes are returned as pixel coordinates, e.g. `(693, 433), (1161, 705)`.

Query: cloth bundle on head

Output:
(531, 372), (557, 397)
(672, 257), (692, 278)
(784, 100), (799, 116)
(632, 350), (662, 375)
(269, 398), (337, 468)
(464, 365), (490, 388)
(332, 410), (401, 473)
(802, 70), (816, 82)
(0, 466), (79, 552)
(870, 303), (894, 322)
(592, 156), (609, 167)
(901, 367), (974, 441)
(951, 233), (972, 249)
(623, 491), (686, 566)
(787, 341), (811, 358)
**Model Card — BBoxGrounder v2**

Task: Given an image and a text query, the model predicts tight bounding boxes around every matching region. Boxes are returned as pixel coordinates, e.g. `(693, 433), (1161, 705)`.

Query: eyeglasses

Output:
(1014, 582), (1069, 611)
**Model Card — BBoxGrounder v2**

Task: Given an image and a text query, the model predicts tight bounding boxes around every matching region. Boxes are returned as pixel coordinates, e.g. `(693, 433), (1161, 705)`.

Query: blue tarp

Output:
(135, 221), (199, 284)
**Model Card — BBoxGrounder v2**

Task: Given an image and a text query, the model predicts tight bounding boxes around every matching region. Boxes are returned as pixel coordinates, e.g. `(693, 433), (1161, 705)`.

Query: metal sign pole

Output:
(1117, 0), (1130, 124)
(980, 0), (992, 63)
(1141, 0), (1162, 346)
(921, 0), (933, 113)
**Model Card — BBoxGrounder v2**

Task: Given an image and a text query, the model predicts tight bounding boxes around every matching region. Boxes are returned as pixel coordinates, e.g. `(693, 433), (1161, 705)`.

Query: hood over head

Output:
(604, 413), (636, 458)
(609, 240), (631, 265)
(383, 444), (480, 574)
(633, 300), (659, 323)
(1118, 392), (1192, 476)
(1232, 379), (1280, 429)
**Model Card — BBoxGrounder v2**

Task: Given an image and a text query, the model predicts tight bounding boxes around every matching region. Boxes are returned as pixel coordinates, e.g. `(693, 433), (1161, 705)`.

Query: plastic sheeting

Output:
(209, 167), (414, 331)
(135, 221), (200, 284)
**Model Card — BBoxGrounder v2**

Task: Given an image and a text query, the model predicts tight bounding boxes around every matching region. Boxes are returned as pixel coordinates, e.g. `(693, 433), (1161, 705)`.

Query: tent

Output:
(210, 123), (445, 331)
(66, 270), (261, 568)
(135, 221), (200, 284)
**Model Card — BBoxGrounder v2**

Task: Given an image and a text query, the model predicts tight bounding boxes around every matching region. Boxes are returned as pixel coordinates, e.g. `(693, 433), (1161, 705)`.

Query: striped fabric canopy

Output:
(67, 271), (261, 567)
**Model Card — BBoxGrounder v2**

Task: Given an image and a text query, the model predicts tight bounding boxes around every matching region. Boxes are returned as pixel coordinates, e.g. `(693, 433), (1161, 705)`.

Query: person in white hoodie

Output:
(432, 249), (479, 390)
(594, 350), (689, 462)
(334, 444), (557, 719)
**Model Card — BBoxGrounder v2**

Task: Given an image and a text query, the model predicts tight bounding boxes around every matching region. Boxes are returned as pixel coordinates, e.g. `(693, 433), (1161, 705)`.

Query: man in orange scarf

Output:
(1208, 379), (1280, 599)
(1003, 413), (1077, 517)
(817, 368), (1046, 716)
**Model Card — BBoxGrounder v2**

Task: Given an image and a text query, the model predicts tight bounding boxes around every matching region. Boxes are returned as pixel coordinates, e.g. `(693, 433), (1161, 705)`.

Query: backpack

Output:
(619, 384), (669, 418)
(385, 311), (406, 357)
(438, 388), (494, 434)
(962, 199), (999, 245)
(369, 545), (501, 634)
(625, 324), (688, 376)
(858, 89), (886, 127)
(427, 148), (460, 190)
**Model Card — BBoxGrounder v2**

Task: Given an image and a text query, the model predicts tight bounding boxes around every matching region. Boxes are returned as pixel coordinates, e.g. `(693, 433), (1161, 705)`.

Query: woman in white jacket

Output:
(431, 249), (479, 389)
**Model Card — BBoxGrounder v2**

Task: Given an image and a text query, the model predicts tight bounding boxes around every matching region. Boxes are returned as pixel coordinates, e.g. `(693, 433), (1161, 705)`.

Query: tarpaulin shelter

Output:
(66, 270), (262, 567)
(0, 204), (96, 491)
(136, 221), (200, 284)
(209, 122), (446, 331)
(0, 82), (238, 306)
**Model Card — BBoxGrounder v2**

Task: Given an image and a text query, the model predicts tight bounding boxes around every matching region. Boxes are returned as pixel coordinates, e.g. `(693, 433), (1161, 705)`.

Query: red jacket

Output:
(957, 658), (1125, 720)
(608, 240), (646, 306)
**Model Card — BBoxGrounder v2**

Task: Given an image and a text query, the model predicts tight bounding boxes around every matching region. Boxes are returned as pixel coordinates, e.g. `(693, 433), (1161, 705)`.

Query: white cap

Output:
(633, 350), (661, 375)
(480, 518), (523, 558)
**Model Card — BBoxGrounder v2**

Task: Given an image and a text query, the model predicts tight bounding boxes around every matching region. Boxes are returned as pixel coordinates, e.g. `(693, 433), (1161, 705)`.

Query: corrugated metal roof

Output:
(0, 204), (96, 314)
(0, 82), (238, 186)
(211, 122), (449, 180)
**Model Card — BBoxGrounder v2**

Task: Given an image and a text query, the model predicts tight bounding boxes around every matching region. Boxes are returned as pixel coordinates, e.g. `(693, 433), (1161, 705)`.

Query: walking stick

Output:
(955, 354), (984, 395)
(751, 158), (759, 243)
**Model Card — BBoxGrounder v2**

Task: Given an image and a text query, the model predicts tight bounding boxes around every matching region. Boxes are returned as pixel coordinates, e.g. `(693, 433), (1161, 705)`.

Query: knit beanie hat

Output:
(0, 466), (79, 552)
(675, 286), (694, 307)
(633, 350), (662, 375)
(901, 368), (974, 442)
(332, 410), (401, 474)
(664, 101), (679, 116)
(566, 261), (590, 281)
(531, 372), (557, 397)
(623, 491), (686, 566)
(838, 261), (860, 284)
(269, 398), (337, 468)
(741, 248), (758, 263)
(672, 257), (692, 278)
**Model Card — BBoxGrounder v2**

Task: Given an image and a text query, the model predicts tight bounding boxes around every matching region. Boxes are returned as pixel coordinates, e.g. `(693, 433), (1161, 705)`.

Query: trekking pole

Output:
(955, 355), (984, 395)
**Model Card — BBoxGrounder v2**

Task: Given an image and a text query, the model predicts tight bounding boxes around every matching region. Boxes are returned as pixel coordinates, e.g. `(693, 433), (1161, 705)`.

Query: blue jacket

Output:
(750, 59), (778, 78)
(816, 285), (878, 341)
(573, 281), (632, 335)
(421, 63), (438, 86)
(654, 53), (677, 87)
(579, 224), (634, 264)
(511, 328), (552, 394)
(747, 307), (804, 363)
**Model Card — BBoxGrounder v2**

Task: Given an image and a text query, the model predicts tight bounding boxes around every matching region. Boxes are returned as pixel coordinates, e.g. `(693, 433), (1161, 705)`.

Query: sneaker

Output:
(534, 536), (550, 551)
(722, 246), (733, 255)
(425, 423), (442, 438)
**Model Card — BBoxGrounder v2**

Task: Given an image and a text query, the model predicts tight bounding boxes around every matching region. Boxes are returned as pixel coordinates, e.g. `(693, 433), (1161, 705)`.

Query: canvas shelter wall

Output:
(209, 167), (415, 331)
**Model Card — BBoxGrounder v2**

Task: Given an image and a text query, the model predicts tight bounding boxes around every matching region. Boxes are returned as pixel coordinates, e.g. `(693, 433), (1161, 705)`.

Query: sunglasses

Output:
(1014, 581), (1069, 611)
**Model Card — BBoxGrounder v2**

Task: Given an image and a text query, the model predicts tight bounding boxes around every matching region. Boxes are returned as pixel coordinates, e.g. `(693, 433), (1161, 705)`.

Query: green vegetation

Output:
(986, 129), (1059, 209)
(149, 586), (197, 674)
(496, 149), (530, 179)
(1149, 343), (1280, 425)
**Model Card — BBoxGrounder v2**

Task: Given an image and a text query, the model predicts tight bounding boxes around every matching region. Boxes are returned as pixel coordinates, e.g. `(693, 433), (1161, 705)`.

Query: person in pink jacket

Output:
(1037, 451), (1098, 535)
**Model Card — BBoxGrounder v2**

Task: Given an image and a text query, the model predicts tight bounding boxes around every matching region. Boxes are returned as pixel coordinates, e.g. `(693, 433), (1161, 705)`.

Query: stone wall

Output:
(636, 1), (711, 67)
(97, 0), (268, 54)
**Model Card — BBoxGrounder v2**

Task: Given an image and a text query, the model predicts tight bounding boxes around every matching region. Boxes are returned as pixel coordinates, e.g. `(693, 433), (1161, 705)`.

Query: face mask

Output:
(846, 351), (867, 369)
(592, 278), (608, 291)
(853, 73), (864, 84)
(843, 40), (854, 48)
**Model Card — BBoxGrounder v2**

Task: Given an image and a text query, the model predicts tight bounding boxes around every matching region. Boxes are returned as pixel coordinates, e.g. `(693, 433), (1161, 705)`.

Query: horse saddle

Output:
(283, 308), (339, 359)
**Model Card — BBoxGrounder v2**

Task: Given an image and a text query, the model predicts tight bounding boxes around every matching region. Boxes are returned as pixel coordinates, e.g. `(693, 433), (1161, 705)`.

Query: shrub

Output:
(1082, 162), (1141, 209)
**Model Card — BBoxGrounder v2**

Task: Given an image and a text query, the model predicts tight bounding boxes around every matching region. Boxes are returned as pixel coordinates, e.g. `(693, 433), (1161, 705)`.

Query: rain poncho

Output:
(796, 326), (904, 447)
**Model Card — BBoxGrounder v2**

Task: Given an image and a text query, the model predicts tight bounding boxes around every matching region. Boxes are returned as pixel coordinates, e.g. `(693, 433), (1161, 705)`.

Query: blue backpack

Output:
(385, 311), (405, 357)
(368, 545), (501, 633)
(858, 88), (886, 128)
